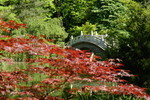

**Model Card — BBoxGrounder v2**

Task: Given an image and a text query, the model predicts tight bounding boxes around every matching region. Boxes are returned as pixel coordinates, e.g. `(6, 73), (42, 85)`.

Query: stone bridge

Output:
(66, 32), (107, 57)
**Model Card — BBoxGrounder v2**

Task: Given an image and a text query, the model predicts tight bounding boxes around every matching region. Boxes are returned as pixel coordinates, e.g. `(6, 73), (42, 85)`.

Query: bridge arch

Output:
(72, 42), (106, 57)
(66, 35), (107, 57)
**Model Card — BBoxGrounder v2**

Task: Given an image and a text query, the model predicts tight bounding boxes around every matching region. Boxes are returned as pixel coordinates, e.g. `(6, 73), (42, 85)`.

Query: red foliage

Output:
(0, 18), (26, 33)
(0, 19), (150, 100)
(81, 84), (149, 99)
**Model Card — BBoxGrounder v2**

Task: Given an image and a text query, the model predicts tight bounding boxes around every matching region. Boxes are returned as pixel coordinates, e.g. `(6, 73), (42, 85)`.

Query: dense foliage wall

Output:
(105, 0), (150, 89)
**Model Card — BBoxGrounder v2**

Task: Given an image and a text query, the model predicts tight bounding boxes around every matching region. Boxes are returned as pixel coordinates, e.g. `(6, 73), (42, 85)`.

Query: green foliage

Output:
(12, 17), (67, 42)
(59, 0), (132, 37)
(0, 1), (17, 20)
(0, 0), (67, 42)
(75, 92), (144, 100)
(106, 0), (150, 89)
(56, 0), (93, 30)
(0, 61), (28, 72)
(69, 22), (97, 36)
(88, 0), (129, 36)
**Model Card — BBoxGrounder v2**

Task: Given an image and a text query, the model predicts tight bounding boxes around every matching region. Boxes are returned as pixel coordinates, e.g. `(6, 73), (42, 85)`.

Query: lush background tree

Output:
(105, 0), (150, 91)
(0, 0), (67, 44)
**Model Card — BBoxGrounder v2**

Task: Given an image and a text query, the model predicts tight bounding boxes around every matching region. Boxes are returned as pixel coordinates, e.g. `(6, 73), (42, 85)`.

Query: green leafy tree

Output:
(54, 0), (97, 41)
(106, 0), (150, 89)
(87, 0), (129, 34)
(0, 0), (18, 20)
(69, 22), (97, 36)
(56, 0), (92, 29)
(60, 0), (130, 38)
(0, 0), (67, 42)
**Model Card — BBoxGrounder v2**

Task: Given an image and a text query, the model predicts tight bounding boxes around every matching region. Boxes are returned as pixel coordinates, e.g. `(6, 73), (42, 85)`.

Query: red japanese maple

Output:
(0, 18), (26, 33)
(0, 19), (149, 100)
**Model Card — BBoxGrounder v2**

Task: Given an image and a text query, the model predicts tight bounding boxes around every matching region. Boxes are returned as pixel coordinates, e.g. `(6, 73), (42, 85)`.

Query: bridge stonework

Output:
(66, 35), (107, 57)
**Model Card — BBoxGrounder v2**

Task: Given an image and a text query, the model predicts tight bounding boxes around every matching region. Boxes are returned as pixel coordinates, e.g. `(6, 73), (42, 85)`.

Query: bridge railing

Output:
(66, 34), (108, 50)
